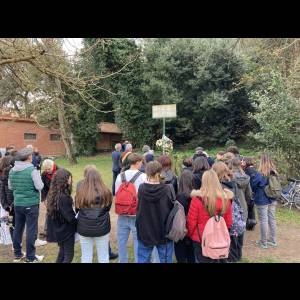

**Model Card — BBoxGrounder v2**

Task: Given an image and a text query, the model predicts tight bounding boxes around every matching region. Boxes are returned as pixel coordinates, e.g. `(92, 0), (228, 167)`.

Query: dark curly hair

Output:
(47, 168), (72, 221)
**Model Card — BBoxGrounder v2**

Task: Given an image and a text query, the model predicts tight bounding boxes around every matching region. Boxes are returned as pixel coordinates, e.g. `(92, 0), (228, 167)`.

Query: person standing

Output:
(32, 148), (42, 171)
(174, 170), (195, 263)
(192, 157), (210, 190)
(120, 143), (133, 172)
(76, 166), (112, 263)
(8, 147), (44, 263)
(187, 169), (233, 263)
(115, 153), (147, 263)
(249, 154), (279, 249)
(112, 143), (122, 197)
(46, 169), (76, 263)
(39, 159), (59, 239)
(136, 161), (175, 263)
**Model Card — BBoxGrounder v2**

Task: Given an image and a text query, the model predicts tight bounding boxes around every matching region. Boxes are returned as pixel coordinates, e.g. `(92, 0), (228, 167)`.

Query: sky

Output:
(62, 38), (83, 55)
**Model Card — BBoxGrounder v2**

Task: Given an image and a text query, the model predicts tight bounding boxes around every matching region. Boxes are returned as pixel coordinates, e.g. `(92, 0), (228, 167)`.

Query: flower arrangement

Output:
(156, 135), (173, 154)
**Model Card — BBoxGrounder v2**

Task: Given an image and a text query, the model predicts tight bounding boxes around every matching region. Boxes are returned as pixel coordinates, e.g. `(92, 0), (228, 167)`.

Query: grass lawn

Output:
(1, 149), (299, 263)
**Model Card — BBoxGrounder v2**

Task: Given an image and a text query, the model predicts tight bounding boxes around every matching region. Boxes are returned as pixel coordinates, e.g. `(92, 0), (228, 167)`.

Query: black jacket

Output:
(41, 172), (52, 202)
(0, 170), (14, 211)
(46, 194), (77, 243)
(176, 192), (191, 215)
(136, 183), (175, 246)
(77, 202), (111, 237)
(192, 170), (204, 190)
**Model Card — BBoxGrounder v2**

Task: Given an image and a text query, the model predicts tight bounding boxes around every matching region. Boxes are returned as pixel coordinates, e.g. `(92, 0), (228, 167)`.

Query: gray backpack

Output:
(165, 200), (187, 242)
(265, 174), (282, 199)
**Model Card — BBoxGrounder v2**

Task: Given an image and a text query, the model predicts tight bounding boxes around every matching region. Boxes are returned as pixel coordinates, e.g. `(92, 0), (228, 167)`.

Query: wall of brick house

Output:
(0, 120), (65, 157)
(96, 133), (122, 151)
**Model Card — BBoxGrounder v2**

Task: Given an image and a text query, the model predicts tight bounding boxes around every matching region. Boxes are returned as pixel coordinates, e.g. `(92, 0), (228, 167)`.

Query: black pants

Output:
(174, 237), (195, 263)
(13, 205), (39, 261)
(56, 235), (75, 263)
(112, 170), (120, 196)
(228, 233), (244, 262)
(193, 241), (228, 263)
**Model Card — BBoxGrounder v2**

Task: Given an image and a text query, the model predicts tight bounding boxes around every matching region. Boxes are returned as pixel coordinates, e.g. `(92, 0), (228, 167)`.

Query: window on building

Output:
(50, 134), (61, 141)
(24, 133), (37, 140)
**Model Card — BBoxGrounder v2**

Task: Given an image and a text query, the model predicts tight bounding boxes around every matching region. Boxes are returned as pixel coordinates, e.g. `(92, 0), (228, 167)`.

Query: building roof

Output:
(0, 115), (35, 123)
(98, 122), (122, 134)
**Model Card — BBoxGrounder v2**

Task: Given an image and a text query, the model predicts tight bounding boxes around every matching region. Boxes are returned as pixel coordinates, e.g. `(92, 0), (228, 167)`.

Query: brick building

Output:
(0, 115), (123, 156)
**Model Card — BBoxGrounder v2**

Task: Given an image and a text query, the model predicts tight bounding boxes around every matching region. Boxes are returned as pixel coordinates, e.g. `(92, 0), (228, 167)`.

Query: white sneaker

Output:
(35, 239), (47, 247)
(35, 254), (44, 262)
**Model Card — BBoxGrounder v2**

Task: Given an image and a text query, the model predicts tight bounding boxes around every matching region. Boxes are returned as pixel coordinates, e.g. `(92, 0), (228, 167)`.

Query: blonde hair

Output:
(258, 153), (278, 177)
(84, 165), (97, 177)
(42, 159), (54, 171)
(212, 161), (232, 181)
(198, 169), (232, 215)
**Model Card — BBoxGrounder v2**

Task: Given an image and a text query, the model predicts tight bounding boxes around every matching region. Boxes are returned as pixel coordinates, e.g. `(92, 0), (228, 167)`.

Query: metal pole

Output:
(163, 117), (165, 155)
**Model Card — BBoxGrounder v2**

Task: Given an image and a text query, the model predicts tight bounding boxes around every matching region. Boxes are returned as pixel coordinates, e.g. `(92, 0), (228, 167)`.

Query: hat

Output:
(18, 147), (33, 160)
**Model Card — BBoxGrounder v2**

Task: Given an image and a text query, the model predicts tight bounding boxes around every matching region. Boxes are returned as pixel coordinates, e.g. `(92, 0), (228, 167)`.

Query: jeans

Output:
(57, 235), (75, 263)
(137, 240), (174, 263)
(193, 241), (227, 263)
(256, 202), (277, 245)
(80, 233), (110, 263)
(174, 237), (195, 263)
(112, 170), (120, 196)
(13, 204), (39, 261)
(117, 216), (138, 263)
(228, 234), (244, 262)
(151, 247), (160, 263)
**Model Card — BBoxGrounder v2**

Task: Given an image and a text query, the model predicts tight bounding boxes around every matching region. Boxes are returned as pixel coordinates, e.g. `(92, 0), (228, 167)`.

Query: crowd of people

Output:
(0, 141), (280, 263)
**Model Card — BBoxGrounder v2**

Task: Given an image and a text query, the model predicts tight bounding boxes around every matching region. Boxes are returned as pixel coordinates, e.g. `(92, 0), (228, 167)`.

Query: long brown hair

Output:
(258, 153), (278, 177)
(228, 157), (245, 174)
(76, 166), (112, 209)
(212, 161), (232, 182)
(198, 169), (233, 215)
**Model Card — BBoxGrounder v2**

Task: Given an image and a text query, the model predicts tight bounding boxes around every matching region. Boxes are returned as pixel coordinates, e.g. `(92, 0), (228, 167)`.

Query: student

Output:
(112, 143), (122, 196)
(192, 157), (210, 189)
(8, 147), (44, 263)
(174, 170), (195, 263)
(115, 153), (147, 263)
(182, 157), (193, 173)
(120, 143), (133, 172)
(193, 147), (215, 166)
(32, 148), (42, 171)
(76, 165), (112, 263)
(249, 154), (279, 249)
(187, 169), (233, 263)
(46, 169), (76, 263)
(0, 156), (14, 245)
(136, 161), (175, 263)
(39, 159), (59, 239)
(215, 151), (225, 162)
(157, 155), (178, 195)
(226, 146), (240, 158)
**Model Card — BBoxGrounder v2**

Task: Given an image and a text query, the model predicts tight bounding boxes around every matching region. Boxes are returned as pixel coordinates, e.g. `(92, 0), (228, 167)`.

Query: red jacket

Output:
(187, 191), (233, 243)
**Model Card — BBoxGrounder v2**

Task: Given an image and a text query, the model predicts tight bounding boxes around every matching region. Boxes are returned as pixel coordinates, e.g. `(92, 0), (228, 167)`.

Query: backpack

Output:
(197, 198), (230, 260)
(230, 184), (246, 236)
(246, 198), (257, 231)
(115, 171), (142, 216)
(264, 174), (282, 199)
(165, 200), (187, 242)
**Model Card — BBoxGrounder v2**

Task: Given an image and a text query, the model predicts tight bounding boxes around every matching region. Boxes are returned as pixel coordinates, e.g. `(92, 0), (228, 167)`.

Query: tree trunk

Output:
(55, 78), (77, 164)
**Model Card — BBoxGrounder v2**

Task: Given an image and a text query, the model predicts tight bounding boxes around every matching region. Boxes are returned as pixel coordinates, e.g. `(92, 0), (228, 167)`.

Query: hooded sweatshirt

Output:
(136, 183), (175, 246)
(8, 161), (44, 206)
(232, 170), (252, 222)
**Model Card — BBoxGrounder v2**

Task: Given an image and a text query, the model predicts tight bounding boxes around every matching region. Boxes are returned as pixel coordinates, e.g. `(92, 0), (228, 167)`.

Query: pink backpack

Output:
(197, 198), (231, 260)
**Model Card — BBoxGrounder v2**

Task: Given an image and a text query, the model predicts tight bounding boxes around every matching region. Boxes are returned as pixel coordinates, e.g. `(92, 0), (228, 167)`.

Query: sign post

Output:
(152, 104), (177, 154)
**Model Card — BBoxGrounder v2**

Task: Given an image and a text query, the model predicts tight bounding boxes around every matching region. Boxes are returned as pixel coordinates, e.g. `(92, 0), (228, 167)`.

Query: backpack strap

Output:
(121, 172), (126, 183)
(129, 171), (142, 184)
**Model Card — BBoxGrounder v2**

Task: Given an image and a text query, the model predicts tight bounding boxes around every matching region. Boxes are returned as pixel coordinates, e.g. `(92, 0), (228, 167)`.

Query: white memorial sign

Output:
(152, 104), (177, 119)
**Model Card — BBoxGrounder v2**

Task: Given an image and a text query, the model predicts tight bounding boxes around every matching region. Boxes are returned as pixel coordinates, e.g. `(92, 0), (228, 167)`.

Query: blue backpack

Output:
(230, 183), (246, 236)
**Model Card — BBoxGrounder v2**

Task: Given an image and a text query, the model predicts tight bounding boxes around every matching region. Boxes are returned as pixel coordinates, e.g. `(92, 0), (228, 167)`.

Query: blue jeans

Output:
(117, 216), (138, 263)
(13, 204), (39, 261)
(138, 240), (174, 263)
(80, 233), (110, 263)
(151, 247), (160, 263)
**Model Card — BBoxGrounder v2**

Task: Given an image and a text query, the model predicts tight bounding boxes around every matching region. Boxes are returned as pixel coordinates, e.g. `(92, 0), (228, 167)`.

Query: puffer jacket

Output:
(76, 200), (111, 237)
(232, 171), (252, 222)
(0, 169), (14, 211)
